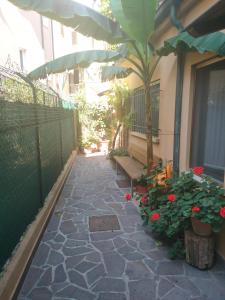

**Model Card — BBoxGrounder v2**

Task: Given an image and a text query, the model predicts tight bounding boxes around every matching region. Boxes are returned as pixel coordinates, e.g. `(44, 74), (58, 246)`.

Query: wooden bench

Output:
(114, 156), (145, 194)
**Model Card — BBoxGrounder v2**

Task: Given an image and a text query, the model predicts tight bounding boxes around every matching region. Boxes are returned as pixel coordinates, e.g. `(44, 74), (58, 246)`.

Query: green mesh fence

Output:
(0, 67), (77, 272)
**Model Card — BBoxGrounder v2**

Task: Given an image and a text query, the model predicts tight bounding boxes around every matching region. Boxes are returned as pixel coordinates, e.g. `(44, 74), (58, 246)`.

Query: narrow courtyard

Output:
(18, 155), (225, 300)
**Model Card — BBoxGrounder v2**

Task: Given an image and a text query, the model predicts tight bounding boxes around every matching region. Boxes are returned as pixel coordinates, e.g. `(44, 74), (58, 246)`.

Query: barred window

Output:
(131, 82), (160, 137)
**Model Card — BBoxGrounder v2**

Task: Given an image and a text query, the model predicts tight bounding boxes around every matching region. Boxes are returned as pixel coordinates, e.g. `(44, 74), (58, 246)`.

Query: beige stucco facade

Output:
(125, 0), (225, 258)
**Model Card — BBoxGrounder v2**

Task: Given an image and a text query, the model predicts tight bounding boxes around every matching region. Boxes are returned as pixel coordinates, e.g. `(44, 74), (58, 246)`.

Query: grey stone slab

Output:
(32, 243), (50, 267)
(67, 232), (90, 241)
(56, 285), (95, 300)
(62, 246), (93, 257)
(97, 292), (127, 300)
(68, 270), (87, 288)
(28, 287), (52, 300)
(46, 215), (61, 232)
(166, 276), (200, 297)
(38, 268), (52, 287)
(157, 261), (184, 276)
(19, 267), (44, 295)
(90, 231), (122, 241)
(64, 239), (86, 248)
(54, 264), (67, 283)
(128, 279), (156, 300)
(75, 261), (97, 273)
(85, 251), (101, 263)
(65, 255), (85, 269)
(60, 220), (77, 235)
(47, 250), (64, 266)
(93, 240), (115, 253)
(157, 278), (174, 298)
(93, 278), (126, 292)
(113, 236), (127, 249)
(103, 252), (125, 277)
(161, 287), (189, 300)
(87, 264), (106, 285)
(122, 251), (146, 261)
(117, 244), (136, 255)
(125, 261), (153, 280)
(54, 234), (65, 243)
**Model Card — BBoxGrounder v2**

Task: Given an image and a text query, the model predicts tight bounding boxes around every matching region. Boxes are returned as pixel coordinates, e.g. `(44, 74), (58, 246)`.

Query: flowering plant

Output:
(139, 166), (225, 258)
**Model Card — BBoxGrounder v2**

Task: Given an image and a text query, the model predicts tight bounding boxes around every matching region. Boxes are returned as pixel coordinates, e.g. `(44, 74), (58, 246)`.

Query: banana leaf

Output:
(28, 49), (123, 80)
(110, 0), (157, 45)
(8, 0), (128, 44)
(101, 65), (132, 81)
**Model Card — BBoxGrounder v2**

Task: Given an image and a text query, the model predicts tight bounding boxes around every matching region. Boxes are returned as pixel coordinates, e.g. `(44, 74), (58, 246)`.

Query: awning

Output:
(158, 31), (225, 56)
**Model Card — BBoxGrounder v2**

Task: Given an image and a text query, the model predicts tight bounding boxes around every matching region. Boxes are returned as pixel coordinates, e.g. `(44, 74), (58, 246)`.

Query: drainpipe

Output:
(173, 48), (185, 177)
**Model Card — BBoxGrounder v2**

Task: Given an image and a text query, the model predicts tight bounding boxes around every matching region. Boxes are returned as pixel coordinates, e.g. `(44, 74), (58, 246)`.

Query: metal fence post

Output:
(17, 73), (44, 204)
(59, 109), (64, 168)
(32, 84), (44, 204)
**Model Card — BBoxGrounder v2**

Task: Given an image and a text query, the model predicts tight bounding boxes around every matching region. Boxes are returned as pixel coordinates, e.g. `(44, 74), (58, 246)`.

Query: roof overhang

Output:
(186, 0), (225, 37)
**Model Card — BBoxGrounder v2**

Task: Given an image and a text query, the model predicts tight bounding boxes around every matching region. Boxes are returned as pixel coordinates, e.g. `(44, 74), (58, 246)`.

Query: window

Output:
(131, 82), (160, 137)
(191, 61), (225, 182)
(61, 25), (64, 37)
(69, 69), (80, 93)
(19, 49), (26, 71)
(42, 16), (49, 27)
(72, 31), (77, 45)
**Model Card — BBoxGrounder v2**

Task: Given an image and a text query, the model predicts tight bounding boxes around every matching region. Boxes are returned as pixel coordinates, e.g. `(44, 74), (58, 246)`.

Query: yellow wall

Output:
(125, 0), (225, 258)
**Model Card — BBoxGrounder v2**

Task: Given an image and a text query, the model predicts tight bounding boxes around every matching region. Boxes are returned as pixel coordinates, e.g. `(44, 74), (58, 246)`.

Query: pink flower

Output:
(193, 166), (204, 175)
(124, 193), (132, 201)
(167, 194), (176, 202)
(192, 206), (201, 212)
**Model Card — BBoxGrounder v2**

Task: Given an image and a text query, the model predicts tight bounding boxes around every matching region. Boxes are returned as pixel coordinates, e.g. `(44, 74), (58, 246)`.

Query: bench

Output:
(114, 156), (145, 194)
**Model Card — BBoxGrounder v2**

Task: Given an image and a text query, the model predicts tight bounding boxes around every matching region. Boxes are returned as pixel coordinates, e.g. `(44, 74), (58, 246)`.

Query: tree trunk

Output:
(145, 84), (153, 175)
(112, 123), (122, 150)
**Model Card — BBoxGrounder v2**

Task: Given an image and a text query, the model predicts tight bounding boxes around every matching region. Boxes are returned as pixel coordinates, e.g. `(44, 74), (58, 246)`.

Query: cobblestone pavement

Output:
(17, 155), (225, 300)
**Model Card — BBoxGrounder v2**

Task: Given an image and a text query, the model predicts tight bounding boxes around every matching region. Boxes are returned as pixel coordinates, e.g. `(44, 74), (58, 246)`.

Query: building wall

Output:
(125, 0), (225, 258)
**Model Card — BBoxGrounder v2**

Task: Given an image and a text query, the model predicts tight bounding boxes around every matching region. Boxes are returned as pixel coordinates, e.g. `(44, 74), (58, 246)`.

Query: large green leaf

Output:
(110, 0), (157, 44)
(101, 65), (133, 81)
(8, 0), (128, 44)
(28, 50), (123, 80)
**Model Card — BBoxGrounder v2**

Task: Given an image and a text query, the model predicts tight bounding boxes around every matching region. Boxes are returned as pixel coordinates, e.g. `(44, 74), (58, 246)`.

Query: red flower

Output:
(220, 207), (225, 218)
(193, 166), (204, 175)
(141, 197), (148, 205)
(167, 194), (176, 202)
(124, 193), (132, 201)
(150, 213), (160, 221)
(192, 206), (201, 212)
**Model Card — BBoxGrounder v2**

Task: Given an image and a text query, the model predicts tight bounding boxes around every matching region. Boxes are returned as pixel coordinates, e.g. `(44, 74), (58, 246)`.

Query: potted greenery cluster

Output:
(132, 166), (225, 260)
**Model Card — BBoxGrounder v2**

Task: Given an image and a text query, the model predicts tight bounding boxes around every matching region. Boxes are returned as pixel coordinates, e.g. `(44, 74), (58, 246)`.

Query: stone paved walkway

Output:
(17, 155), (225, 300)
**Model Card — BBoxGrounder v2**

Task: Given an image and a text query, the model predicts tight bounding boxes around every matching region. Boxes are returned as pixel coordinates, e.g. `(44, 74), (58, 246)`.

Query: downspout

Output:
(170, 0), (184, 176)
(173, 48), (185, 176)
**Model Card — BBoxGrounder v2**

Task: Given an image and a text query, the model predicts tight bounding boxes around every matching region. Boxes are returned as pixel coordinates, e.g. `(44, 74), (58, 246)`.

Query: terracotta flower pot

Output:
(191, 217), (212, 237)
(135, 185), (148, 194)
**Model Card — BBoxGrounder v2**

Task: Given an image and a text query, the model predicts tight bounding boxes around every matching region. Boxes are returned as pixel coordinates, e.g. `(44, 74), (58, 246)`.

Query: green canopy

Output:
(158, 31), (225, 56)
(28, 50), (123, 80)
(8, 0), (128, 44)
(101, 65), (132, 81)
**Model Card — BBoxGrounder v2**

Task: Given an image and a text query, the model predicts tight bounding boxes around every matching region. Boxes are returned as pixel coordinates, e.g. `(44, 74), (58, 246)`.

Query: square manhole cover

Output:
(116, 179), (131, 188)
(89, 215), (120, 232)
